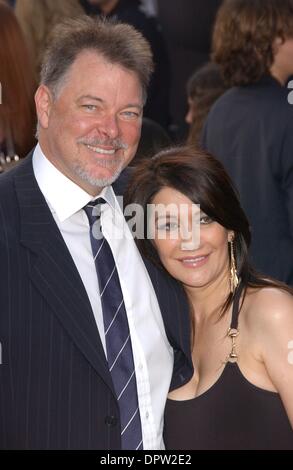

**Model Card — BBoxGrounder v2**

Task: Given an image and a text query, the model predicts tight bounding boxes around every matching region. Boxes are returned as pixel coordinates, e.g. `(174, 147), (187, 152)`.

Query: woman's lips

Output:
(178, 254), (209, 268)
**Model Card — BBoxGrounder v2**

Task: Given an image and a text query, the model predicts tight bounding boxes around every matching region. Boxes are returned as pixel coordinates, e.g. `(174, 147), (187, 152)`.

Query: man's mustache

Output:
(78, 137), (128, 150)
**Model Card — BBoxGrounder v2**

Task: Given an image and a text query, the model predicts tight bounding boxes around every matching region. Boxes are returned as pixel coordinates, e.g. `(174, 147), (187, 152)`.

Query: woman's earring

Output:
(229, 238), (239, 294)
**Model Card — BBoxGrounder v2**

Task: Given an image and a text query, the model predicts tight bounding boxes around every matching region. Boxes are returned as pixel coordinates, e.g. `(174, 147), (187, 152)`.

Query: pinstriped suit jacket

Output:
(0, 154), (192, 449)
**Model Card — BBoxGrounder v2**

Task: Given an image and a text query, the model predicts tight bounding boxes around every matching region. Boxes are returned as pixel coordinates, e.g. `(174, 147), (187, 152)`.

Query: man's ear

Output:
(35, 85), (53, 130)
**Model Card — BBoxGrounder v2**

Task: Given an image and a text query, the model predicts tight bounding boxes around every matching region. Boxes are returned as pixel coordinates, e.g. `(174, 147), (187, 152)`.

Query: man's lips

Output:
(85, 144), (116, 155)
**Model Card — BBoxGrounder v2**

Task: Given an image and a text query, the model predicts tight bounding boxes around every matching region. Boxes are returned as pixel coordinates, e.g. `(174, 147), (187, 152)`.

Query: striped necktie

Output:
(84, 199), (143, 450)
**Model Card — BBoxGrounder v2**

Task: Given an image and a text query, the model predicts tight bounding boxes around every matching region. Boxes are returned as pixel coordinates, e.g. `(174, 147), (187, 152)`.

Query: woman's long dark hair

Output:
(125, 146), (293, 316)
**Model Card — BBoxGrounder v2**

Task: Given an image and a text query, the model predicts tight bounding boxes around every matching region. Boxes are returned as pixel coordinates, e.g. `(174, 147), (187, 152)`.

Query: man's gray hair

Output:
(40, 15), (154, 103)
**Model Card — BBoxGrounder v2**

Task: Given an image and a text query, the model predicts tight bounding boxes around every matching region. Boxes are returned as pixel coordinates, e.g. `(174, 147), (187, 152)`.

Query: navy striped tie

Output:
(84, 200), (143, 450)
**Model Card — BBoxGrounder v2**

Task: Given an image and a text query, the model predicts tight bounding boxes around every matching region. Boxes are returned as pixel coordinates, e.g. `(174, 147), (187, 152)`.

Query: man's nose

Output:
(98, 113), (120, 139)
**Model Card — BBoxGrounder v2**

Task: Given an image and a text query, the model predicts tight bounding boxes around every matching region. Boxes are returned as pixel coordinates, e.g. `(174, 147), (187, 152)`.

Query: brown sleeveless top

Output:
(164, 284), (293, 449)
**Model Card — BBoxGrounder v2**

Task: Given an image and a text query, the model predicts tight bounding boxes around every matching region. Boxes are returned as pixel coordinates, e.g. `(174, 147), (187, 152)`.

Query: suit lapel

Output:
(14, 157), (115, 394)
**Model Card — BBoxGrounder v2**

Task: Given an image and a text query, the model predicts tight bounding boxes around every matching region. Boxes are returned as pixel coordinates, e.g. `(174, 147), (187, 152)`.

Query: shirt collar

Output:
(32, 143), (119, 222)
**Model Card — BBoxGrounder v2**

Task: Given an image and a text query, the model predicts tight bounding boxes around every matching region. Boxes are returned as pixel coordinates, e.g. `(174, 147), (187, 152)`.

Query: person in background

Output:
(79, 0), (171, 130)
(202, 0), (293, 285)
(3, 0), (15, 6)
(157, 0), (222, 139)
(125, 146), (293, 450)
(185, 62), (226, 146)
(0, 1), (36, 172)
(15, 0), (84, 78)
(0, 16), (192, 450)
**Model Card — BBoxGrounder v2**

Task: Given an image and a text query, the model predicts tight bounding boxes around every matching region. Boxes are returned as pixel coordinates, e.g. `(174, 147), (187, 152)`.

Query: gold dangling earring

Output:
(229, 238), (239, 294)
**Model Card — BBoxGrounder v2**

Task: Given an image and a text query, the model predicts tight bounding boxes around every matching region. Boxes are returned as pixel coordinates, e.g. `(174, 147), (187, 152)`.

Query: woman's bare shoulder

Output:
(243, 286), (293, 332)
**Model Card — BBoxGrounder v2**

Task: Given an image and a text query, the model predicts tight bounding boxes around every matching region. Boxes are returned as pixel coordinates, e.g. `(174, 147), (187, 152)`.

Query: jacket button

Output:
(105, 415), (118, 427)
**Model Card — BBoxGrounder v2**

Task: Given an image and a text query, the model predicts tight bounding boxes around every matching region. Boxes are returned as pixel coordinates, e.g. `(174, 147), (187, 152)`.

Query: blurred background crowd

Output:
(1, 0), (293, 285)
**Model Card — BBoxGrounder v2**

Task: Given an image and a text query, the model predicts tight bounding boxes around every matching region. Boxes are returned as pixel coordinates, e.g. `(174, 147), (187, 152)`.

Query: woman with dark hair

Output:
(0, 1), (36, 170)
(125, 146), (293, 449)
(201, 0), (293, 285)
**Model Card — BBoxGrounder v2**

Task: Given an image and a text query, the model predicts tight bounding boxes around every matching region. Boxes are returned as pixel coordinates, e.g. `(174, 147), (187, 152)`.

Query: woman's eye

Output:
(200, 215), (213, 225)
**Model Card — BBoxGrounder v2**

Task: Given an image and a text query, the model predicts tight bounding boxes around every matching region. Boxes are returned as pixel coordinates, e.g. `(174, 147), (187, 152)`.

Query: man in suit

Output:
(0, 16), (192, 449)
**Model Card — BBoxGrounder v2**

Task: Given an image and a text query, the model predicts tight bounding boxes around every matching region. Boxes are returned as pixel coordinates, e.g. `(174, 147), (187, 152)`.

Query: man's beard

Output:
(75, 136), (129, 187)
(73, 157), (124, 187)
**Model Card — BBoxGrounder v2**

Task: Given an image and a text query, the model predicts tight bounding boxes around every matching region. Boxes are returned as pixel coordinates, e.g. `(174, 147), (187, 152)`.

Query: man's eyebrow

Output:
(77, 95), (104, 103)
(77, 95), (142, 110)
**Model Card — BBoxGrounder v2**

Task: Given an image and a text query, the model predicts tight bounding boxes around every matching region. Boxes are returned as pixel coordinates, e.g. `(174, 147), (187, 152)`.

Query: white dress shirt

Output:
(32, 144), (173, 450)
